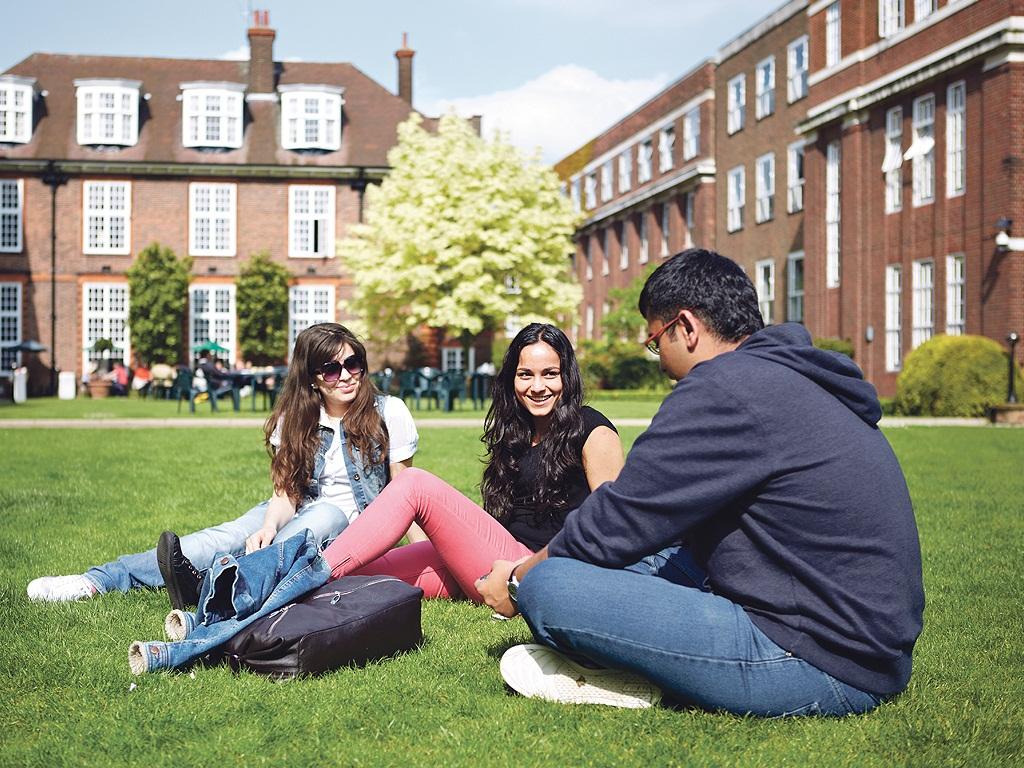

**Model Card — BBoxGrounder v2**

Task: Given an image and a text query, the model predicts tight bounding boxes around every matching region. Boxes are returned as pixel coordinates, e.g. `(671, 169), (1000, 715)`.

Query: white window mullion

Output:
(190, 183), (236, 256)
(728, 166), (745, 233)
(190, 284), (236, 364)
(826, 2), (842, 67)
(787, 252), (804, 322)
(787, 36), (809, 103)
(755, 153), (775, 223)
(289, 284), (335, 353)
(683, 108), (700, 160)
(911, 259), (934, 348)
(946, 81), (966, 198)
(0, 82), (33, 144)
(0, 179), (24, 252)
(884, 107), (904, 213)
(83, 181), (131, 255)
(639, 212), (649, 264)
(911, 94), (935, 206)
(82, 283), (130, 374)
(885, 265), (902, 371)
(0, 282), (23, 373)
(289, 185), (336, 258)
(945, 254), (965, 335)
(787, 141), (805, 213)
(826, 141), (841, 287)
(755, 259), (775, 324)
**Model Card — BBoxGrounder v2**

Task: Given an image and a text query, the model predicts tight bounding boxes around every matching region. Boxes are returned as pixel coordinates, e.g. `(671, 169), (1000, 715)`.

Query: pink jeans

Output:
(325, 467), (533, 602)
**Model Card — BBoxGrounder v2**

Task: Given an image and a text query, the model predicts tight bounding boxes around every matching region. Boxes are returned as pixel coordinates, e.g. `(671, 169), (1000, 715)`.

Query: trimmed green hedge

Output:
(894, 334), (1021, 416)
(814, 337), (855, 359)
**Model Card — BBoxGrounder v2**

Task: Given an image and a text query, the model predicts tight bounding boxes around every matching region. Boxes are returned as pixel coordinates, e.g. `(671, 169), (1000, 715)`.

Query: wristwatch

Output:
(507, 566), (522, 604)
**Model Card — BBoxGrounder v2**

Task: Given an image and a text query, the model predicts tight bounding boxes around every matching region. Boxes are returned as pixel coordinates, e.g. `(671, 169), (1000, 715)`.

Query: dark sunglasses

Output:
(315, 354), (365, 383)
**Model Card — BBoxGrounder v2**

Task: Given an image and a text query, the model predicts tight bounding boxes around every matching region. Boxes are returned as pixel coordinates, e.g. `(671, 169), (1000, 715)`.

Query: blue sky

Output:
(1, 0), (778, 161)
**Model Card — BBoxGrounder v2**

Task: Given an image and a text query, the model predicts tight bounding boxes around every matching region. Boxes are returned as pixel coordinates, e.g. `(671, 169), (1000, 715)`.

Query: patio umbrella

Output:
(194, 340), (230, 353)
(10, 340), (48, 353)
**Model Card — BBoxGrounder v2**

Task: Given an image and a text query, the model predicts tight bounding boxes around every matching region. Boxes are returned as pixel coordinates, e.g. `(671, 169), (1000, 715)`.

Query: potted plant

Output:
(87, 338), (116, 399)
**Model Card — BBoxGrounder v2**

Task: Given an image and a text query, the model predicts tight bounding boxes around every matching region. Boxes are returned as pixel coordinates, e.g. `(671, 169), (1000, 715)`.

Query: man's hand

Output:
(245, 526), (277, 554)
(476, 556), (530, 618)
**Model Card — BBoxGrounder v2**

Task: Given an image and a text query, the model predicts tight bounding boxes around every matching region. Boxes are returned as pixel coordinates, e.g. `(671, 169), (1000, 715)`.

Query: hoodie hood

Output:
(737, 323), (882, 426)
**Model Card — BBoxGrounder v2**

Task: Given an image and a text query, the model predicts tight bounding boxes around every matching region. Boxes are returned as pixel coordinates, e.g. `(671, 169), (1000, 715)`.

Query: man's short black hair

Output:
(638, 248), (764, 343)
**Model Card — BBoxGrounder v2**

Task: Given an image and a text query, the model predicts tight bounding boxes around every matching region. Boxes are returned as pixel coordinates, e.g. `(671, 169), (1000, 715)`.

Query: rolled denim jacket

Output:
(130, 530), (331, 674)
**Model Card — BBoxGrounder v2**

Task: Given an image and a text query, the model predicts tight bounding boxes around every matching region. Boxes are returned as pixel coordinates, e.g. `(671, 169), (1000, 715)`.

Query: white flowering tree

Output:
(340, 113), (581, 348)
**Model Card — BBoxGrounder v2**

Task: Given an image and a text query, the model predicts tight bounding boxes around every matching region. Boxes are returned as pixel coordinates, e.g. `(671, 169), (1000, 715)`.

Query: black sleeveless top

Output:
(502, 406), (617, 552)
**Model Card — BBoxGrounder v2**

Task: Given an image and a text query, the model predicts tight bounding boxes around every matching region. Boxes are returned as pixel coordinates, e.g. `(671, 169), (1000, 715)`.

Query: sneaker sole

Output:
(499, 644), (661, 709)
(157, 531), (188, 611)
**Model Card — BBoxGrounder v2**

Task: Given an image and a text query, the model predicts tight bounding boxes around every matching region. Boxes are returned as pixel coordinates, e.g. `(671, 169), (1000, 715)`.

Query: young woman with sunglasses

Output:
(28, 323), (420, 604)
(161, 323), (624, 611)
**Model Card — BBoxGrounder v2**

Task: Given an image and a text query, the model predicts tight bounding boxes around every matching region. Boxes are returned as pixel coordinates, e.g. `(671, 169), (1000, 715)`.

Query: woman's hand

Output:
(245, 526), (278, 554)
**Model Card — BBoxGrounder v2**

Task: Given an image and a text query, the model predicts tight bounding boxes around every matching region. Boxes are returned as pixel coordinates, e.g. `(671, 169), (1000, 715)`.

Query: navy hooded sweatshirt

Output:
(547, 323), (924, 696)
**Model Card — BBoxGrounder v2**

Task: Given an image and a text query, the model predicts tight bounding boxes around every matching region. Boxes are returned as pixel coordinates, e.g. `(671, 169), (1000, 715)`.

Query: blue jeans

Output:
(132, 530), (331, 673)
(85, 499), (349, 593)
(518, 549), (884, 717)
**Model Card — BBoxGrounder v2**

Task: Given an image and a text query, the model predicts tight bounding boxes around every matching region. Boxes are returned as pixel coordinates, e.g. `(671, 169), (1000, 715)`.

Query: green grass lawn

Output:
(0, 394), (661, 423)
(2, 425), (1022, 766)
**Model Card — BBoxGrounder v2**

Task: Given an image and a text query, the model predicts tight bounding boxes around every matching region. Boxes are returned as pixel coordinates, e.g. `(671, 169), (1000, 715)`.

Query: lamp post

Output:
(41, 161), (69, 396)
(1009, 332), (1020, 405)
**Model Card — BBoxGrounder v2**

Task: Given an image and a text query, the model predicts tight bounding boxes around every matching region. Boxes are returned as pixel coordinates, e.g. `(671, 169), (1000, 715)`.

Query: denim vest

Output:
(304, 395), (389, 514)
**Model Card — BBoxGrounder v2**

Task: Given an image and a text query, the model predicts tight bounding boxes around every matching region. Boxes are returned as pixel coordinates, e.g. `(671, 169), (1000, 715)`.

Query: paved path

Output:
(0, 416), (994, 429)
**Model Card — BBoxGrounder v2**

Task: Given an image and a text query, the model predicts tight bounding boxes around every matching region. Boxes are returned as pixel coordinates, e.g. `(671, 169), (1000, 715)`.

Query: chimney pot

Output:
(395, 33), (415, 106)
(247, 9), (276, 94)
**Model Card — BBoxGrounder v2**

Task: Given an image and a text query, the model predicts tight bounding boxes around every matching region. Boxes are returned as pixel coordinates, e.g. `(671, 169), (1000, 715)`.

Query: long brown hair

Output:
(264, 323), (388, 504)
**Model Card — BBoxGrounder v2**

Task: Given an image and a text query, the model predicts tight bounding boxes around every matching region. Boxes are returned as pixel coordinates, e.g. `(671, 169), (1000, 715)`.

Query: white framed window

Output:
(639, 212), (649, 264)
(826, 141), (841, 288)
(189, 183), (236, 256)
(787, 251), (805, 322)
(826, 2), (842, 68)
(727, 75), (746, 134)
(909, 94), (935, 206)
(0, 77), (34, 144)
(289, 284), (335, 351)
(660, 202), (671, 257)
(189, 284), (236, 364)
(884, 106), (904, 213)
(289, 185), (335, 258)
(601, 228), (610, 275)
(181, 83), (244, 149)
(584, 172), (597, 209)
(659, 125), (675, 172)
(682, 108), (700, 160)
(618, 150), (632, 192)
(0, 179), (23, 252)
(570, 178), (581, 211)
(0, 282), (22, 373)
(441, 347), (465, 372)
(83, 181), (131, 255)
(727, 165), (745, 233)
(755, 57), (775, 120)
(946, 81), (966, 198)
(879, 0), (905, 38)
(911, 259), (934, 348)
(637, 139), (653, 183)
(619, 220), (630, 270)
(75, 79), (140, 146)
(885, 264), (902, 371)
(82, 282), (130, 374)
(787, 141), (805, 213)
(585, 235), (594, 281)
(601, 160), (613, 202)
(914, 0), (936, 21)
(755, 259), (775, 324)
(586, 304), (595, 339)
(755, 153), (775, 224)
(684, 192), (695, 248)
(945, 253), (965, 335)
(787, 36), (809, 103)
(280, 86), (343, 151)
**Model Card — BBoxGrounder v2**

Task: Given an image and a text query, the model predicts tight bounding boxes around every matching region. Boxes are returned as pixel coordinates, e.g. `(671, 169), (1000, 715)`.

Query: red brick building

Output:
(559, 0), (1023, 396)
(0, 15), (442, 392)
(555, 64), (716, 341)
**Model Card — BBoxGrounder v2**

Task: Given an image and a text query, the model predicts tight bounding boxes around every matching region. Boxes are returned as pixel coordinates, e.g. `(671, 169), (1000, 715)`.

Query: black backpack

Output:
(217, 575), (423, 680)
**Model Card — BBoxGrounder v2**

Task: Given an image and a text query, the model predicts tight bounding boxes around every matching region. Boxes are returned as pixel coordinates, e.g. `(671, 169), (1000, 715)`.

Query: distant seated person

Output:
(103, 361), (130, 396)
(197, 355), (234, 402)
(131, 362), (152, 396)
(149, 363), (175, 395)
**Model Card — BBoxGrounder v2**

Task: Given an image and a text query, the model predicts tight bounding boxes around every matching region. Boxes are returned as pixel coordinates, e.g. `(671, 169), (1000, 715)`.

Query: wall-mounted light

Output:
(101, 265), (111, 273)
(306, 266), (316, 275)
(995, 217), (1024, 252)
(207, 266), (217, 274)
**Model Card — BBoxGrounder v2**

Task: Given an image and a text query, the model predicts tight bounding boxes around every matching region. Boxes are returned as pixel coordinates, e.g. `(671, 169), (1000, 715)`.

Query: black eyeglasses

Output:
(315, 354), (365, 383)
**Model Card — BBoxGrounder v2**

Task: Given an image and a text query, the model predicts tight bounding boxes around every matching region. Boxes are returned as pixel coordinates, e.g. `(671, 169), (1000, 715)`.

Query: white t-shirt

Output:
(270, 395), (418, 523)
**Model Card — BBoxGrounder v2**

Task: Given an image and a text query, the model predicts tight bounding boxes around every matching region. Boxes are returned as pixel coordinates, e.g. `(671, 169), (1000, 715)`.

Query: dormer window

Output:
(279, 85), (344, 151)
(0, 76), (35, 144)
(75, 79), (140, 146)
(181, 82), (245, 149)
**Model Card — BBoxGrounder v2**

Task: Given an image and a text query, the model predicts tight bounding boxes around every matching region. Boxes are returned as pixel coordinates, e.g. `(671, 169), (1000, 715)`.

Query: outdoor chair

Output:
(172, 369), (215, 414)
(398, 370), (432, 410)
(470, 372), (493, 409)
(439, 370), (467, 411)
(370, 370), (394, 395)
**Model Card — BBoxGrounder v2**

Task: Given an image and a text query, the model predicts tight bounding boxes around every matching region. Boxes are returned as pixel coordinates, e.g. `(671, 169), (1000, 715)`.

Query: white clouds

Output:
(217, 44), (248, 61)
(423, 65), (669, 165)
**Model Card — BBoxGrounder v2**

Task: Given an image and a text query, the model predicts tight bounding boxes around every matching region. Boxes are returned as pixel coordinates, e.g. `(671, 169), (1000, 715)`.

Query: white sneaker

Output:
(26, 575), (97, 602)
(499, 644), (662, 709)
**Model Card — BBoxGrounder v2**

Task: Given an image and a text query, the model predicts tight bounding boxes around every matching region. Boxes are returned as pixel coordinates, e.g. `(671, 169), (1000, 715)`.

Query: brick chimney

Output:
(248, 10), (276, 94)
(395, 32), (414, 105)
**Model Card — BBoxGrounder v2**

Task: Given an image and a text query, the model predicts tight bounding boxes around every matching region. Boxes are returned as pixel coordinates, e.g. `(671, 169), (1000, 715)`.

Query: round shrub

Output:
(814, 336), (855, 359)
(894, 334), (1021, 416)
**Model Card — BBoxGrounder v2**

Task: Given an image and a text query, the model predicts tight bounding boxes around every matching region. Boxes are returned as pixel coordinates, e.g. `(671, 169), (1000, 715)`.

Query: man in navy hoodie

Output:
(479, 249), (924, 716)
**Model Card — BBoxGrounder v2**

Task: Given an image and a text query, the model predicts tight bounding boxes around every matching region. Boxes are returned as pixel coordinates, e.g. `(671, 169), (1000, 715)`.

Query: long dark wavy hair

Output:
(264, 323), (387, 505)
(481, 323), (586, 521)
